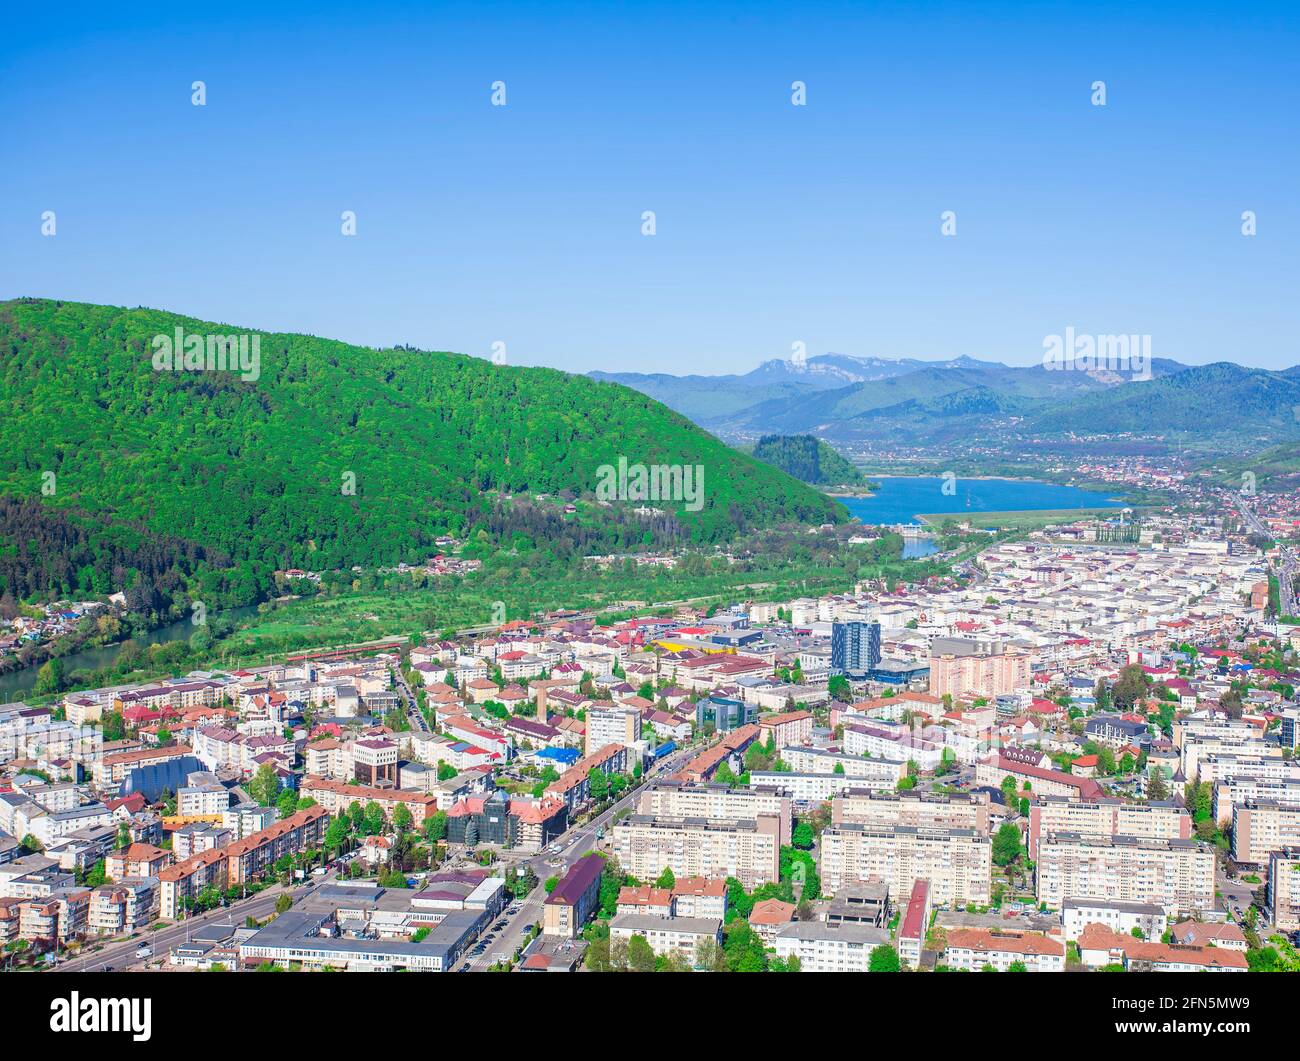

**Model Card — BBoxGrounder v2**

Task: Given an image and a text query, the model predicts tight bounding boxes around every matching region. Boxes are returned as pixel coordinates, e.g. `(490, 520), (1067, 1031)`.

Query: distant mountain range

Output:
(591, 353), (1300, 451)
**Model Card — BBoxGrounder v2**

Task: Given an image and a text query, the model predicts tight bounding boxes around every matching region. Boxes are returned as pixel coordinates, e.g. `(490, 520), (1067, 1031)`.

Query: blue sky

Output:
(2, 0), (1296, 374)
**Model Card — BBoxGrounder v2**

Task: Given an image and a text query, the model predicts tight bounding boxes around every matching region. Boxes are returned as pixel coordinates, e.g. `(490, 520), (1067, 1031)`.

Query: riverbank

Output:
(0, 603), (264, 703)
(915, 507), (1136, 531)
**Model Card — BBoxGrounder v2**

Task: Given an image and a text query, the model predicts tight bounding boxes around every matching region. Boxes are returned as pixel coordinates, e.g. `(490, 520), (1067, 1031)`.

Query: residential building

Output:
(818, 823), (992, 907)
(1035, 833), (1214, 916)
(543, 853), (604, 938)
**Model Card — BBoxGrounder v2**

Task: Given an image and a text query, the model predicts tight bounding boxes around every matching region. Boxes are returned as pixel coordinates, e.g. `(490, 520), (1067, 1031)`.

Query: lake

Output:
(843, 476), (1123, 526)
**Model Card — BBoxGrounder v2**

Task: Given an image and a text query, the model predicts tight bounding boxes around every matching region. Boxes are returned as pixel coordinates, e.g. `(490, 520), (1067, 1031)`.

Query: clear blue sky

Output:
(2, 0), (1296, 373)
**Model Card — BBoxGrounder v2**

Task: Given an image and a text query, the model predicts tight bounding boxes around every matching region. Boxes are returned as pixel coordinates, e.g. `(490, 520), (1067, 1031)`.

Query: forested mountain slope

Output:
(0, 299), (842, 605)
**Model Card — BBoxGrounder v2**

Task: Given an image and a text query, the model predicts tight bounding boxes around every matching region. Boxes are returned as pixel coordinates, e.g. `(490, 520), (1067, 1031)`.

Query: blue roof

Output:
(535, 747), (580, 765)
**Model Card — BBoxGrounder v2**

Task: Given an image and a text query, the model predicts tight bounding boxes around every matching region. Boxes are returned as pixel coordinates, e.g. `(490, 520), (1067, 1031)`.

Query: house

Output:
(359, 836), (393, 865)
(105, 843), (172, 880)
(748, 898), (797, 944)
(942, 928), (1065, 972)
(1071, 754), (1099, 779)
(1169, 919), (1248, 951)
(1077, 923), (1247, 972)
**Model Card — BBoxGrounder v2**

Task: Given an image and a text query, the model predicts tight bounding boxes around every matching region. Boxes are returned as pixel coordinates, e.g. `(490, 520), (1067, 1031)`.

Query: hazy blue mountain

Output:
(589, 351), (1300, 450)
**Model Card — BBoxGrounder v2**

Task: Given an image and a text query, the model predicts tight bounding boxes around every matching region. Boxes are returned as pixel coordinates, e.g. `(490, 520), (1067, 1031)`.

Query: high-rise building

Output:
(928, 637), (1031, 698)
(831, 620), (881, 679)
(584, 704), (641, 756)
(1281, 710), (1300, 751)
(1034, 833), (1214, 916)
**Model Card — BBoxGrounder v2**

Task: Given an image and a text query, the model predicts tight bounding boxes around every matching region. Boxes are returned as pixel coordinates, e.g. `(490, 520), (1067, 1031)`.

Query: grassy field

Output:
(214, 559), (901, 662)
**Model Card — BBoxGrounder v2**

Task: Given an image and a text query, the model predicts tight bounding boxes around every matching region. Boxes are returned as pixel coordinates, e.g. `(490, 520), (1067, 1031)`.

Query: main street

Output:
(1237, 495), (1296, 620)
(53, 876), (336, 972)
(455, 743), (695, 970)
(393, 665), (430, 732)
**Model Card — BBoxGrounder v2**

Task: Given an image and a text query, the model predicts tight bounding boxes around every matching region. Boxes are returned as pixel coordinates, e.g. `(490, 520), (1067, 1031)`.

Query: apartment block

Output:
(1267, 848), (1300, 932)
(299, 777), (440, 826)
(88, 877), (159, 936)
(757, 710), (814, 750)
(818, 823), (992, 907)
(832, 789), (993, 833)
(772, 919), (890, 972)
(636, 781), (792, 846)
(1035, 833), (1214, 917)
(928, 638), (1031, 698)
(1197, 753), (1300, 788)
(1027, 796), (1190, 860)
(609, 913), (721, 964)
(779, 745), (908, 786)
(747, 771), (867, 804)
(584, 705), (641, 757)
(609, 814), (782, 890)
(1232, 800), (1300, 867)
(1214, 778), (1300, 828)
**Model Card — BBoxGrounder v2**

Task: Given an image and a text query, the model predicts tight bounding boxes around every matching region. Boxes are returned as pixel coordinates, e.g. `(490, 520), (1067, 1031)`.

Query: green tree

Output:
(423, 811), (448, 843)
(324, 816), (349, 852)
(1148, 766), (1169, 801)
(276, 788), (299, 821)
(869, 944), (901, 972)
(248, 763), (280, 808)
(992, 823), (1022, 867)
(34, 657), (65, 696)
(627, 934), (656, 972)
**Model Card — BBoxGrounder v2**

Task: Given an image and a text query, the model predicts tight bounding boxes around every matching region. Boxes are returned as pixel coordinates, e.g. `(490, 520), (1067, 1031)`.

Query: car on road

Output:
(135, 944), (152, 959)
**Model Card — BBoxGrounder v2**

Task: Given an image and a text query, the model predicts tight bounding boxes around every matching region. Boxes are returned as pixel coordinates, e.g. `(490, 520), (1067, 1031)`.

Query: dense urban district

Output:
(2, 470), (1300, 977)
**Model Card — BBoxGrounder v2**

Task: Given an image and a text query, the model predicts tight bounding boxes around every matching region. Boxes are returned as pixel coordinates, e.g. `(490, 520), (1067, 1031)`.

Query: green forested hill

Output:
(751, 435), (866, 486)
(0, 299), (843, 605)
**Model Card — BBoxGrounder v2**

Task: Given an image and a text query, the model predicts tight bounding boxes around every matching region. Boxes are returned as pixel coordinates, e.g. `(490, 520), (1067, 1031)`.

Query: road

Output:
(393, 666), (430, 732)
(54, 876), (334, 972)
(1238, 495), (1297, 620)
(454, 744), (696, 970)
(1217, 865), (1258, 924)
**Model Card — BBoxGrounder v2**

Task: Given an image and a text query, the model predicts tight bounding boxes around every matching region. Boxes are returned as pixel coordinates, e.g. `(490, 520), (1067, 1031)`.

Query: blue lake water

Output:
(843, 476), (1123, 527)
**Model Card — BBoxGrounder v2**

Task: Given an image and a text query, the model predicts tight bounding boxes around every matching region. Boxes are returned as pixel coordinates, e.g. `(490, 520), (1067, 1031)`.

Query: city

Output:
(2, 0), (1295, 1042)
(3, 482), (1299, 984)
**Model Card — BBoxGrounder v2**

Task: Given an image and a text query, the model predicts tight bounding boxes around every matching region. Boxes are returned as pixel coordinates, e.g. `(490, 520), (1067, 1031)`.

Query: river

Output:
(0, 604), (262, 703)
